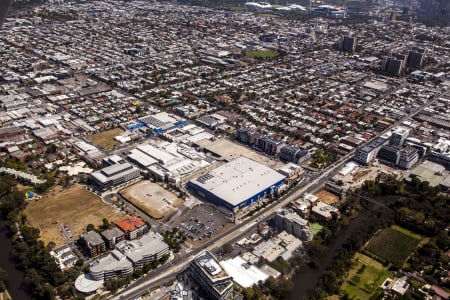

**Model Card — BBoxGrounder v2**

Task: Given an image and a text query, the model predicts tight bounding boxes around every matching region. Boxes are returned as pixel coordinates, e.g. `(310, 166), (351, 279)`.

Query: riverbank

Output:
(287, 208), (372, 299)
(0, 289), (12, 300)
(0, 218), (32, 300)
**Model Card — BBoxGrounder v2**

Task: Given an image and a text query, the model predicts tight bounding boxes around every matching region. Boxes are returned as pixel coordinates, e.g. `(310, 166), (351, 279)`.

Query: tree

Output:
(0, 268), (8, 292)
(86, 224), (95, 232)
(222, 242), (233, 255)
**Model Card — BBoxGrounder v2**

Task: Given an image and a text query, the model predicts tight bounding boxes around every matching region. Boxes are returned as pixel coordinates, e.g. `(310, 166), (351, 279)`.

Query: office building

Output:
(381, 53), (407, 76)
(390, 127), (409, 146)
(398, 146), (419, 169)
(190, 251), (233, 300)
(339, 35), (357, 52)
(407, 48), (426, 68)
(90, 162), (140, 191)
(377, 145), (400, 166)
(87, 231), (169, 281)
(353, 137), (388, 164)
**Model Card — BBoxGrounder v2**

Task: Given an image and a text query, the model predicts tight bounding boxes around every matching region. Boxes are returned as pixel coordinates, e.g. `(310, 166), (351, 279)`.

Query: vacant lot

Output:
(315, 189), (339, 204)
(120, 181), (182, 219)
(88, 128), (124, 150)
(25, 185), (125, 247)
(342, 253), (391, 300)
(364, 227), (420, 267)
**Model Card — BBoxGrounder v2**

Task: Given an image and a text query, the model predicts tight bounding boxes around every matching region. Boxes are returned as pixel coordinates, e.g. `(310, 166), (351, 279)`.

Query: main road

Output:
(109, 90), (447, 300)
(108, 149), (354, 300)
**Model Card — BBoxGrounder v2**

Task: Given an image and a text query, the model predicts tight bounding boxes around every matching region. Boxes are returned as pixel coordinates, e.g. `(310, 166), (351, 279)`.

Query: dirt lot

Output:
(25, 185), (125, 247)
(88, 128), (124, 150)
(315, 189), (339, 205)
(119, 181), (182, 219)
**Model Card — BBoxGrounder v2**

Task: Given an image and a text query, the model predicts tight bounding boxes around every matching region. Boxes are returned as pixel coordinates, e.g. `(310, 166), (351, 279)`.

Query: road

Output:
(109, 90), (448, 300)
(108, 150), (353, 300)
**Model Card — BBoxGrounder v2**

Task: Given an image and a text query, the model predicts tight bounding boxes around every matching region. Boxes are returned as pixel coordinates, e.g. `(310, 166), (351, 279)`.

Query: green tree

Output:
(86, 224), (95, 232)
(0, 268), (8, 292)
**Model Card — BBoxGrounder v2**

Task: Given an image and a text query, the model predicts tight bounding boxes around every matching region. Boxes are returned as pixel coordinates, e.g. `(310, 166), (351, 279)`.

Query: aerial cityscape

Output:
(0, 0), (449, 299)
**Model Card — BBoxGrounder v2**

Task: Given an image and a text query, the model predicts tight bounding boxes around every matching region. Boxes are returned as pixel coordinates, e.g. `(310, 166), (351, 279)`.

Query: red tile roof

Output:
(116, 216), (145, 232)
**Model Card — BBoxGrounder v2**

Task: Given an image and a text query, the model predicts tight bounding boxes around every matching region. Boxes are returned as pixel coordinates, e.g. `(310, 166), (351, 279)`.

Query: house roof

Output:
(115, 216), (145, 232)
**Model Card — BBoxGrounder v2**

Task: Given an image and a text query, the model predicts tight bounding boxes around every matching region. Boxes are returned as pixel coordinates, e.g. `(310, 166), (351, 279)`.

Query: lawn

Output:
(87, 128), (124, 150)
(310, 223), (323, 236)
(342, 253), (391, 300)
(364, 227), (421, 267)
(246, 50), (279, 59)
(25, 185), (126, 247)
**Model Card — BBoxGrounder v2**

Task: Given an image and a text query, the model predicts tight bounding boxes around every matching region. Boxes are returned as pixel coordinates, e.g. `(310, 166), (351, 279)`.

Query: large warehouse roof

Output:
(189, 156), (285, 206)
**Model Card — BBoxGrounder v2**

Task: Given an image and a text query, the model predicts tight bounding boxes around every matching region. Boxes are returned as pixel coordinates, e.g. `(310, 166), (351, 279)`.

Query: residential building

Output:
(80, 230), (106, 256)
(50, 245), (78, 270)
(278, 145), (310, 164)
(100, 227), (126, 249)
(274, 209), (312, 241)
(115, 216), (149, 240)
(235, 128), (258, 145)
(190, 251), (233, 300)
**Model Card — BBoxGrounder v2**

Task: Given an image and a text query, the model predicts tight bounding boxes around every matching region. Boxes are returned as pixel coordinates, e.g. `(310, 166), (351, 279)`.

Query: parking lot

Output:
(176, 204), (230, 243)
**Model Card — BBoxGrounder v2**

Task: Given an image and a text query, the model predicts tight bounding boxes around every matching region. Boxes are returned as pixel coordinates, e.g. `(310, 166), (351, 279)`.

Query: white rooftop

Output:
(74, 273), (104, 294)
(220, 256), (269, 288)
(189, 156), (285, 206)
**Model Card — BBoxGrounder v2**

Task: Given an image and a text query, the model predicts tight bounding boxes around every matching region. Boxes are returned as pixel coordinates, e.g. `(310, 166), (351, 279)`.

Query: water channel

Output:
(288, 207), (373, 299)
(0, 218), (32, 300)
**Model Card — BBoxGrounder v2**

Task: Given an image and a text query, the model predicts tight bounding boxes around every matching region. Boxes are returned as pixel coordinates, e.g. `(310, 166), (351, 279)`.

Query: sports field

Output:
(342, 253), (391, 299)
(364, 227), (420, 267)
(88, 128), (124, 150)
(25, 185), (125, 247)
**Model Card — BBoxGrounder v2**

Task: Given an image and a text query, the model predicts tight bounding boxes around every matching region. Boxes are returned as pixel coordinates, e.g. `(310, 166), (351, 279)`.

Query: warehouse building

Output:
(139, 112), (187, 135)
(188, 157), (285, 213)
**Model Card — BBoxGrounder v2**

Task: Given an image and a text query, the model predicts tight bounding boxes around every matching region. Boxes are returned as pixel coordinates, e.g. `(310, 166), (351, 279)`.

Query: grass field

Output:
(365, 227), (421, 267)
(88, 128), (124, 150)
(25, 185), (125, 247)
(342, 253), (391, 300)
(246, 50), (279, 59)
(311, 223), (323, 236)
